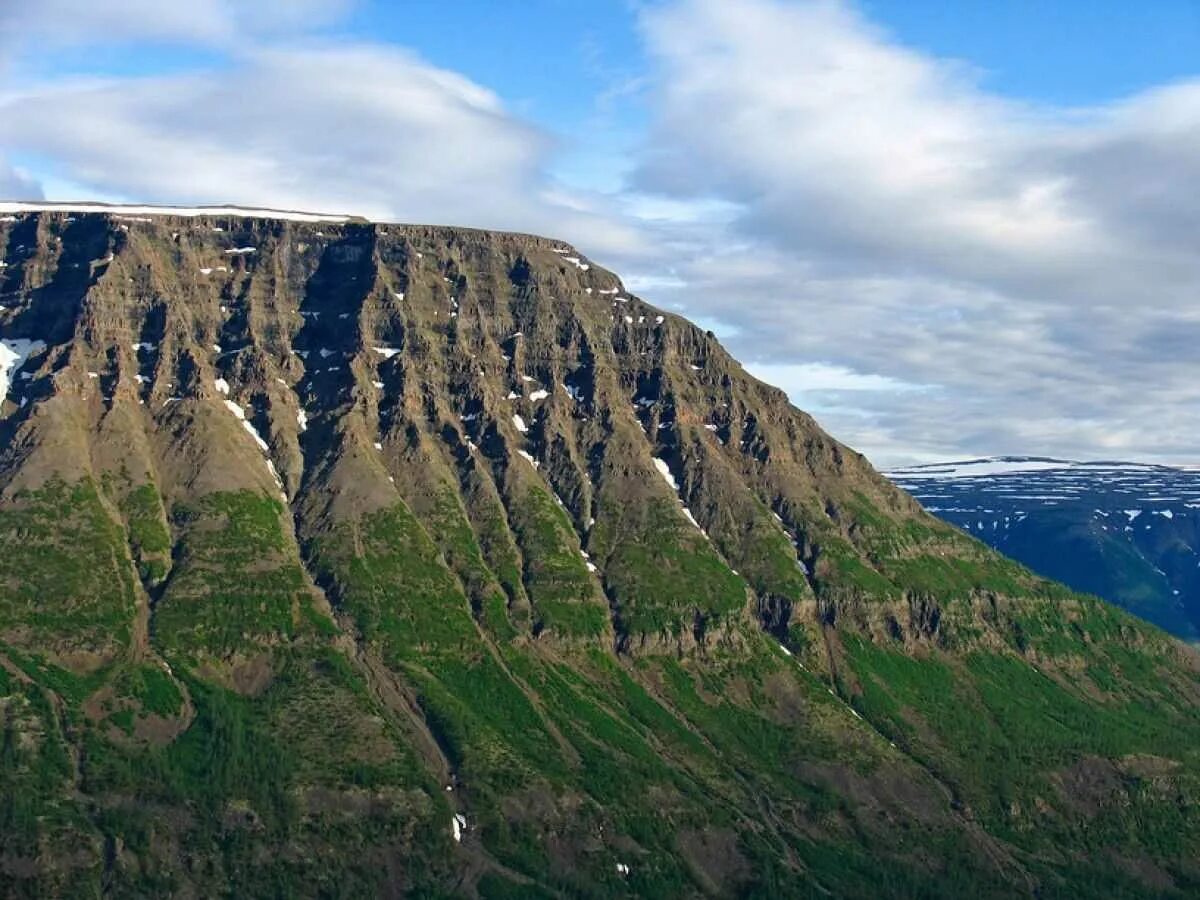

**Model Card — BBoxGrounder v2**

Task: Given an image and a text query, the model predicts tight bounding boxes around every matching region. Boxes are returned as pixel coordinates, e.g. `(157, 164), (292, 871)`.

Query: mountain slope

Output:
(1, 206), (1199, 898)
(888, 456), (1200, 642)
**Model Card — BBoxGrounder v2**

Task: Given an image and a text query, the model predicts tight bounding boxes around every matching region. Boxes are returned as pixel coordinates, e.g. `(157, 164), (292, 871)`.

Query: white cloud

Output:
(0, 43), (649, 257)
(0, 45), (537, 225)
(631, 0), (1200, 466)
(745, 362), (925, 395)
(0, 0), (355, 48)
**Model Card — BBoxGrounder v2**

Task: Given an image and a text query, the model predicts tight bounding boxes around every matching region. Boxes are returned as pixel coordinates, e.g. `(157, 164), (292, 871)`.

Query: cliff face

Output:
(1, 206), (1199, 898)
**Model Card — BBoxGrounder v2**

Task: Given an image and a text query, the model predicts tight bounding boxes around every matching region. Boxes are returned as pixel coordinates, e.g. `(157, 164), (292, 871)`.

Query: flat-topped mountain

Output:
(889, 456), (1200, 642)
(2, 205), (1199, 898)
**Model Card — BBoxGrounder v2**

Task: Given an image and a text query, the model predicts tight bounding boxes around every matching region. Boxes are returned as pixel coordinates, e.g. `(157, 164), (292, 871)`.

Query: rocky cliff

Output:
(1, 205), (1199, 898)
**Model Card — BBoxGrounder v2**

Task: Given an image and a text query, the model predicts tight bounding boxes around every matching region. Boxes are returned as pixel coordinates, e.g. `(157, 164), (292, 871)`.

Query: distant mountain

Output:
(888, 456), (1200, 642)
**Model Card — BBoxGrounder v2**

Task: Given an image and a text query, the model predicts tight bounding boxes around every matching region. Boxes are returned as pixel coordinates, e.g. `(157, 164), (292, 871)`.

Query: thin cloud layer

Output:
(0, 0), (355, 48)
(634, 0), (1200, 464)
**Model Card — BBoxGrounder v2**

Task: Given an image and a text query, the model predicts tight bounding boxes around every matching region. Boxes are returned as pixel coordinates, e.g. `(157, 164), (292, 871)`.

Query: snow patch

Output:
(652, 458), (678, 491)
(512, 414), (528, 433)
(373, 347), (400, 359)
(529, 389), (549, 402)
(0, 339), (45, 399)
(0, 201), (351, 223)
(223, 399), (271, 453)
(888, 457), (1078, 480)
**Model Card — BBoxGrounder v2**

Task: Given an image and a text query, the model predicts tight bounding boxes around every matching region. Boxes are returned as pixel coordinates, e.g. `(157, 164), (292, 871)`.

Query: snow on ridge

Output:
(888, 458), (1074, 480)
(0, 339), (45, 399)
(0, 201), (351, 223)
(888, 456), (1186, 481)
(652, 457), (678, 491)
(222, 398), (271, 454)
(653, 456), (711, 539)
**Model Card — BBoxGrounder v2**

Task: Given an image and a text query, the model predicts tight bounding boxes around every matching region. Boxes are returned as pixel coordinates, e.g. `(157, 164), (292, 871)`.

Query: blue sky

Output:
(3, 0), (1200, 466)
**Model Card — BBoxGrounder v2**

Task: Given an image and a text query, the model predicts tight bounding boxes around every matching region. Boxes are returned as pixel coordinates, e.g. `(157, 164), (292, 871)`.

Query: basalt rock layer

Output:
(1, 206), (1199, 898)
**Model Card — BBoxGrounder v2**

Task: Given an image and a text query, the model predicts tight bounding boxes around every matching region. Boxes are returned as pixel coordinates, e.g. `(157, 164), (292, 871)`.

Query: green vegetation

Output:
(505, 478), (609, 637)
(466, 488), (530, 627)
(717, 510), (811, 603)
(120, 483), (172, 584)
(415, 485), (518, 640)
(310, 502), (572, 795)
(156, 491), (316, 656)
(115, 662), (184, 717)
(843, 634), (1200, 848)
(0, 478), (137, 656)
(310, 500), (480, 657)
(592, 496), (746, 637)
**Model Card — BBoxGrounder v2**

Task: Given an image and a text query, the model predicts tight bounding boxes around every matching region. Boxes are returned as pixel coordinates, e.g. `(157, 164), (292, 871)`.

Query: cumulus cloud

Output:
(632, 0), (1200, 465)
(0, 46), (541, 222)
(0, 41), (648, 257)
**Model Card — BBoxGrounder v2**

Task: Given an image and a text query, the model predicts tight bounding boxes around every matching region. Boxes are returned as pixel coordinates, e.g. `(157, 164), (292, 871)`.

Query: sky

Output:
(2, 0), (1200, 467)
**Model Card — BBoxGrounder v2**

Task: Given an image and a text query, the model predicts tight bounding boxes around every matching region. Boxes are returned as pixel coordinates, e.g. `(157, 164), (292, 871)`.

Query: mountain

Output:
(887, 456), (1200, 643)
(1, 204), (1199, 898)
